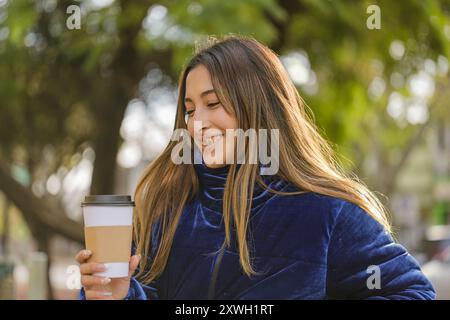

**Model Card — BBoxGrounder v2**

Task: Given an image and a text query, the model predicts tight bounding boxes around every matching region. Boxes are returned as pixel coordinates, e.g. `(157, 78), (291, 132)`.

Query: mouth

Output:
(202, 134), (223, 148)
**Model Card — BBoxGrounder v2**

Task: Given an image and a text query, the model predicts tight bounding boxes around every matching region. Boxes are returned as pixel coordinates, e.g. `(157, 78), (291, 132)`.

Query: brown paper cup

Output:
(82, 195), (134, 278)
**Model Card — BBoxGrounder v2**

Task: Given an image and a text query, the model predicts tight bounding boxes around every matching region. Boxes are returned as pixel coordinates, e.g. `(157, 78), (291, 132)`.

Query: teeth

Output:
(204, 135), (222, 146)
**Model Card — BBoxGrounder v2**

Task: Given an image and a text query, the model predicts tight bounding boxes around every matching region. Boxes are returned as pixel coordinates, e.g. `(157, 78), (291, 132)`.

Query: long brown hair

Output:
(133, 35), (392, 284)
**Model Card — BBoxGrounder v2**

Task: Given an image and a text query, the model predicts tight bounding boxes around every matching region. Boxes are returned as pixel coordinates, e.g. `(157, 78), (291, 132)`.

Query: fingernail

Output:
(137, 254), (142, 260)
(85, 250), (92, 256)
(102, 278), (111, 284)
(99, 264), (107, 271)
(103, 292), (113, 296)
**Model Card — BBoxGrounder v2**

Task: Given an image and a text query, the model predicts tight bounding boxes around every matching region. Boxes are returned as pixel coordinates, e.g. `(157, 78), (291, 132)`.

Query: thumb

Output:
(128, 254), (141, 278)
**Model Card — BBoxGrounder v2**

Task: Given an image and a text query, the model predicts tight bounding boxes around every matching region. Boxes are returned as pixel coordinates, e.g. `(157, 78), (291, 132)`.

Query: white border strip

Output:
(83, 206), (133, 227)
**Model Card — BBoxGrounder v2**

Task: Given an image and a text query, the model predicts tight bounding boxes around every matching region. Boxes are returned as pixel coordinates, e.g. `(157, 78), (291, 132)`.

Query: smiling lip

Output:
(201, 134), (223, 147)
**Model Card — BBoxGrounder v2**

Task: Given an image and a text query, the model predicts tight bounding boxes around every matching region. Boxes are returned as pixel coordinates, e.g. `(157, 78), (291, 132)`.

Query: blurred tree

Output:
(0, 0), (283, 298)
(0, 0), (176, 298)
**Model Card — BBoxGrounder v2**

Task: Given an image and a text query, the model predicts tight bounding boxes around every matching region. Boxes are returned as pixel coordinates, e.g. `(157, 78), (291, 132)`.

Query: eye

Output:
(207, 102), (220, 108)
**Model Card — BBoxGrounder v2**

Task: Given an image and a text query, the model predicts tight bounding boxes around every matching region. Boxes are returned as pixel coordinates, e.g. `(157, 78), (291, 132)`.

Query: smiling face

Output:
(184, 64), (238, 168)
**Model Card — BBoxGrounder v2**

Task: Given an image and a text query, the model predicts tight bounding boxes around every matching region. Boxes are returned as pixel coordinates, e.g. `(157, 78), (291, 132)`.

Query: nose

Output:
(185, 103), (208, 124)
(186, 105), (211, 131)
(191, 104), (208, 122)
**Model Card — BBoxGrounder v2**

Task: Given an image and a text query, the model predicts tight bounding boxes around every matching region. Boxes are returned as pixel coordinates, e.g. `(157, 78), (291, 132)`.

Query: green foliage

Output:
(0, 0), (449, 193)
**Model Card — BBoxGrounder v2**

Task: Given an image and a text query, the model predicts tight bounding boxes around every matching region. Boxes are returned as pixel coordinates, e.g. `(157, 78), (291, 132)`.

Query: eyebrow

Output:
(184, 89), (216, 103)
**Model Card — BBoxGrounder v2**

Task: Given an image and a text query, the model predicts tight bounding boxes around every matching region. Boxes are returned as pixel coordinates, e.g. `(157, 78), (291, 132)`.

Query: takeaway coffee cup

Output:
(81, 195), (135, 278)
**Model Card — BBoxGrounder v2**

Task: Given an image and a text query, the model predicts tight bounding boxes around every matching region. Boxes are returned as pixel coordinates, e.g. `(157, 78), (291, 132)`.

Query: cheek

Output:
(186, 118), (199, 138)
(186, 122), (198, 149)
(217, 109), (238, 131)
(187, 121), (194, 136)
(216, 111), (237, 149)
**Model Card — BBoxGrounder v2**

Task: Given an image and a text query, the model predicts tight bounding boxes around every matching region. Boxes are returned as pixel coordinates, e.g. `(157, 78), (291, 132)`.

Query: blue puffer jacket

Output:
(81, 160), (435, 300)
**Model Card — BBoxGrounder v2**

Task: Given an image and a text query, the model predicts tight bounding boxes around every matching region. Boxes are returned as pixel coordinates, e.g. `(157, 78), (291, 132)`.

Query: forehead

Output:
(185, 65), (214, 93)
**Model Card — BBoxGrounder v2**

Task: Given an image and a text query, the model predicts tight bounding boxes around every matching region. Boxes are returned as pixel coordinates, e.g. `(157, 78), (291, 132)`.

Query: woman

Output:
(77, 36), (435, 300)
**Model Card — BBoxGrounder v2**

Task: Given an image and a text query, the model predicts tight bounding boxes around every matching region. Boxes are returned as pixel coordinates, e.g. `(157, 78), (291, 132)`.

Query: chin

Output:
(203, 160), (226, 168)
(202, 154), (227, 168)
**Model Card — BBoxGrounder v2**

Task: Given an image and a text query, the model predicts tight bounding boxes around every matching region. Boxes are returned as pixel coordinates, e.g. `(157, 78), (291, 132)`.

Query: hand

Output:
(75, 249), (141, 300)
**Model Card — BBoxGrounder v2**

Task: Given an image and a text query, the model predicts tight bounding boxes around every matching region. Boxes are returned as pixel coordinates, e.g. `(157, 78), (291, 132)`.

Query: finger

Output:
(75, 250), (92, 264)
(85, 290), (114, 300)
(80, 262), (107, 275)
(128, 254), (141, 278)
(81, 275), (111, 287)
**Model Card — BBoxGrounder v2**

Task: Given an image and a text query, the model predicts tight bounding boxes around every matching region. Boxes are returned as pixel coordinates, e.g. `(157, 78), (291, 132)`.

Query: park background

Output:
(0, 0), (449, 299)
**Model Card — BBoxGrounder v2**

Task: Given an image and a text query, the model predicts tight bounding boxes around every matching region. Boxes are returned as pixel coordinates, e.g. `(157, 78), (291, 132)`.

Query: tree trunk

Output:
(35, 231), (54, 300)
(89, 88), (128, 195)
(0, 159), (84, 244)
